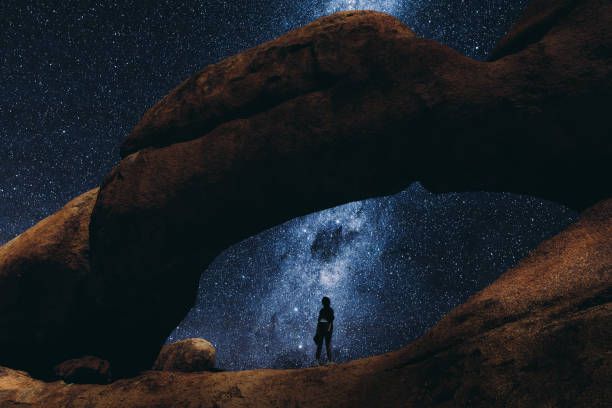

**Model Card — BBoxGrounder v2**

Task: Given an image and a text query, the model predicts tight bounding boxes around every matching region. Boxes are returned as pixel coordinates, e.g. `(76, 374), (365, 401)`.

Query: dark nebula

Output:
(311, 226), (346, 262)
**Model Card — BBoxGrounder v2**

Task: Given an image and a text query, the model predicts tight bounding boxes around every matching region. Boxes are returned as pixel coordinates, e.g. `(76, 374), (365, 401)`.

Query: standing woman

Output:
(313, 296), (334, 366)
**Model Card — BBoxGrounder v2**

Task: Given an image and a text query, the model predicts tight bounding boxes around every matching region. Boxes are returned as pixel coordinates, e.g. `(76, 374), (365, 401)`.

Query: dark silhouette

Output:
(313, 296), (334, 366)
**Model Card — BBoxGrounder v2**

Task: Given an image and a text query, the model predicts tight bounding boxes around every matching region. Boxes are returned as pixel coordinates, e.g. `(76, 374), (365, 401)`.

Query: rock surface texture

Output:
(0, 0), (609, 385)
(152, 338), (216, 372)
(0, 198), (610, 406)
(53, 356), (111, 385)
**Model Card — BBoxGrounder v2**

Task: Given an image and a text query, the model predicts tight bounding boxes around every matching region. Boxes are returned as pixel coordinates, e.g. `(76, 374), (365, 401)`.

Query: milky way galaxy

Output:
(324, 0), (404, 15)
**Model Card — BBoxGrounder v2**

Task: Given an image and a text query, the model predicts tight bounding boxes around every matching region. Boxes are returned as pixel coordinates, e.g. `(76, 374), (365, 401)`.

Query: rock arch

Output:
(1, 0), (610, 377)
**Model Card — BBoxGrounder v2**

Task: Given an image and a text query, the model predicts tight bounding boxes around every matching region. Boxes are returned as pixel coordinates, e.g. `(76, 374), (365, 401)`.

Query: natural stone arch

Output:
(0, 0), (610, 378)
(88, 6), (610, 375)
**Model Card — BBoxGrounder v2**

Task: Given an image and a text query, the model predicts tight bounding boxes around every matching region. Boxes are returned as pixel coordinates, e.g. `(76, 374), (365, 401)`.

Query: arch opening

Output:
(166, 182), (577, 370)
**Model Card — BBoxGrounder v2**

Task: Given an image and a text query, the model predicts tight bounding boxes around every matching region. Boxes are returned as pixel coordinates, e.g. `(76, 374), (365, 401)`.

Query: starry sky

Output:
(168, 184), (576, 369)
(0, 0), (579, 371)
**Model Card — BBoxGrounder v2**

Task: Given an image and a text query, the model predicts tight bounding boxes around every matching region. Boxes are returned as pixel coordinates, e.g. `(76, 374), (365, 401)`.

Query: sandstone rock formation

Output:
(0, 0), (610, 381)
(53, 356), (111, 385)
(0, 198), (609, 407)
(89, 0), (612, 375)
(0, 188), (98, 378)
(152, 338), (216, 372)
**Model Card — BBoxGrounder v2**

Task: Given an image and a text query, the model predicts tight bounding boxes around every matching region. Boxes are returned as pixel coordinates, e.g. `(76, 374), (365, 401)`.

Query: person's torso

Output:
(318, 307), (334, 323)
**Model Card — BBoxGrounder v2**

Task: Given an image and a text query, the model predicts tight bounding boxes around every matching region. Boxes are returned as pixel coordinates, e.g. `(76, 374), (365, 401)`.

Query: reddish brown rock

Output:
(0, 189), (98, 378)
(152, 338), (215, 372)
(53, 356), (111, 384)
(118, 3), (611, 211)
(119, 11), (418, 158)
(88, 0), (612, 375)
(0, 198), (609, 407)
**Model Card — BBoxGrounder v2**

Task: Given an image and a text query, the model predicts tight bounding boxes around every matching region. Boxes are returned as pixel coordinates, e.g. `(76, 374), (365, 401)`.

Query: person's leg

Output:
(315, 339), (322, 362)
(325, 332), (332, 363)
(314, 324), (324, 363)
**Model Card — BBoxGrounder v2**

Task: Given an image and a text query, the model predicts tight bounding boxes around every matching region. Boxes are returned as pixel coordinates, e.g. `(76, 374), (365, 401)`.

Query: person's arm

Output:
(329, 310), (334, 332)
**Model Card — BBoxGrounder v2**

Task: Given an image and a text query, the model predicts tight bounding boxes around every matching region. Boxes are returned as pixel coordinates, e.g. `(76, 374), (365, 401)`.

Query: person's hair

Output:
(322, 296), (330, 306)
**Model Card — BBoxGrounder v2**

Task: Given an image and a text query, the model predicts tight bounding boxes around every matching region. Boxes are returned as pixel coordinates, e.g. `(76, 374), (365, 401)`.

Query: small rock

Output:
(53, 356), (111, 384)
(153, 338), (215, 372)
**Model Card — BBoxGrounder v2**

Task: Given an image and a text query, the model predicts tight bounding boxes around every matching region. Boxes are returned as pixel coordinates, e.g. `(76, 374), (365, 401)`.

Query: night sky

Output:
(168, 184), (576, 369)
(1, 0), (579, 371)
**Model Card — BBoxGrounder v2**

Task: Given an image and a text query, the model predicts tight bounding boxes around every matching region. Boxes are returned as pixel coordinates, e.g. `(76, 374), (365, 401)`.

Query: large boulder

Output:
(152, 338), (216, 372)
(88, 0), (612, 374)
(0, 198), (609, 407)
(0, 188), (98, 378)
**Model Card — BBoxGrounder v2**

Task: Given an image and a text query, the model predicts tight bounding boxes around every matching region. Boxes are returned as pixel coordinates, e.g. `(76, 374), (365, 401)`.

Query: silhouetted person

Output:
(313, 296), (334, 366)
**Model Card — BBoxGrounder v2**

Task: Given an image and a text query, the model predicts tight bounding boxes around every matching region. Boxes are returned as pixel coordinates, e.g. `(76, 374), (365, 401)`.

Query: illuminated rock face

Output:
(0, 0), (610, 383)
(152, 338), (216, 372)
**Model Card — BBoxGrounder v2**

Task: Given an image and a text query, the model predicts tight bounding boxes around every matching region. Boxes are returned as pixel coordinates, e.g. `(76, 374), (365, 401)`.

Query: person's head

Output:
(321, 296), (331, 307)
